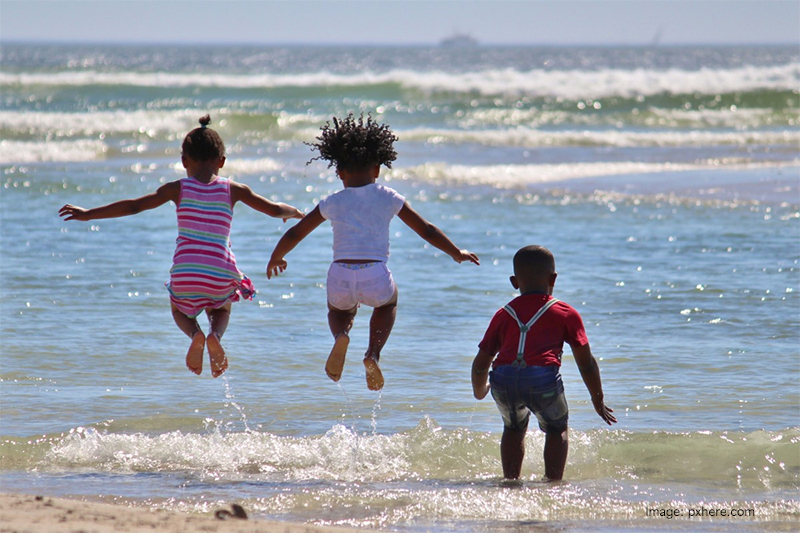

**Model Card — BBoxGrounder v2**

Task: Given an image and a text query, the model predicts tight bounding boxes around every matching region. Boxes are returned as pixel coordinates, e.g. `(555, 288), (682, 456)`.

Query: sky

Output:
(0, 0), (798, 46)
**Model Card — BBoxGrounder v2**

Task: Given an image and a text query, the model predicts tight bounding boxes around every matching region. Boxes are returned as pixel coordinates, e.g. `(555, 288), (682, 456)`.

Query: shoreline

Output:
(0, 493), (378, 533)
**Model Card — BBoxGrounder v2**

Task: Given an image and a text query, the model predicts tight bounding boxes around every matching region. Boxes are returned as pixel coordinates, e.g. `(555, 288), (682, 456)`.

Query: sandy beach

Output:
(0, 493), (377, 533)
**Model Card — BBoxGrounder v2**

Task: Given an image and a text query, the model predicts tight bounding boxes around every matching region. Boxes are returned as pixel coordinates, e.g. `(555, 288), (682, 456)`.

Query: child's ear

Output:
(218, 156), (226, 169)
(549, 272), (558, 287)
(371, 164), (380, 178)
(181, 155), (188, 169)
(509, 275), (519, 290)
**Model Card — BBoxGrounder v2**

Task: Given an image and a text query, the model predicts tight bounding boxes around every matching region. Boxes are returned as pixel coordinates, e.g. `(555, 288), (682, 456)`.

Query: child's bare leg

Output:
(543, 429), (568, 481)
(172, 304), (204, 375)
(206, 303), (231, 378)
(326, 303), (357, 382)
(500, 427), (526, 479)
(363, 291), (397, 391)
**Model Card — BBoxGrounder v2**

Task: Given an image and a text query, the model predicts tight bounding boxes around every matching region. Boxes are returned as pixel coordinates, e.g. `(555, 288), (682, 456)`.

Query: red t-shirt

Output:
(478, 293), (588, 368)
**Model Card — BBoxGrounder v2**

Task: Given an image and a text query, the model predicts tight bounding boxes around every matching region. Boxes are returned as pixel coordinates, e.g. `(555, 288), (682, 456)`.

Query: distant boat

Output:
(439, 32), (479, 48)
(650, 24), (664, 46)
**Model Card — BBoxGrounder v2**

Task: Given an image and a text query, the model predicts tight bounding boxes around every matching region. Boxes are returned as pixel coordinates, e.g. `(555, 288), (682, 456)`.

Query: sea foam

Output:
(2, 63), (797, 99)
(393, 160), (797, 187)
(0, 139), (107, 163)
(16, 420), (797, 490)
(400, 127), (800, 149)
(0, 109), (196, 137)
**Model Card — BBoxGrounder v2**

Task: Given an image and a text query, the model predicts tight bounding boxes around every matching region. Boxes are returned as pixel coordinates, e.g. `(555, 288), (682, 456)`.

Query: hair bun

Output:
(198, 114), (212, 128)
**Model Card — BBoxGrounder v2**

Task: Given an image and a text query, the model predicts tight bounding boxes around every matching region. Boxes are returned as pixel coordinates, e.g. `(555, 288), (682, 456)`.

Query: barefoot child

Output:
(267, 114), (479, 391)
(471, 245), (616, 480)
(59, 115), (304, 378)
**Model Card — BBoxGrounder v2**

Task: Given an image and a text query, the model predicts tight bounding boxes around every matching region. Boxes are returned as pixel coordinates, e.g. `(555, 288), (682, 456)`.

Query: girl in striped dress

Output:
(59, 115), (304, 377)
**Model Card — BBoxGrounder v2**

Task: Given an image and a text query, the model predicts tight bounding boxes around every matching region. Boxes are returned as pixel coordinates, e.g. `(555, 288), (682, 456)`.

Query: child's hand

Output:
(453, 249), (480, 265)
(592, 398), (617, 425)
(283, 208), (305, 223)
(266, 258), (287, 279)
(59, 204), (90, 221)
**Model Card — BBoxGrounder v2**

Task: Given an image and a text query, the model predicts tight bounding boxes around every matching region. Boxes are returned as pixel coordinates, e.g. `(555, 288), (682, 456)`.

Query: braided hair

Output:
(182, 114), (226, 161)
(307, 114), (398, 172)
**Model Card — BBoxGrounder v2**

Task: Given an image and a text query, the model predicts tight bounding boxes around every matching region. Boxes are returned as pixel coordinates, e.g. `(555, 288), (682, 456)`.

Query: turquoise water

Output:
(1, 44), (798, 531)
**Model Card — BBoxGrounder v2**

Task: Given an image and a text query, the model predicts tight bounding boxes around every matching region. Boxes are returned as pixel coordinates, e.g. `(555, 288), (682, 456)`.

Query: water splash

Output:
(219, 374), (252, 432)
(371, 390), (382, 435)
(19, 423), (794, 489)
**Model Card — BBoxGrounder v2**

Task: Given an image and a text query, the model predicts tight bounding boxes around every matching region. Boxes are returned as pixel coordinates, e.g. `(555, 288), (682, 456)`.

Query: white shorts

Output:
(326, 262), (397, 310)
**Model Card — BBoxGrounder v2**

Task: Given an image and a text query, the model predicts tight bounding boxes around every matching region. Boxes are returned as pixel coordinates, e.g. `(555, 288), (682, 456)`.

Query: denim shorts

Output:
(489, 364), (569, 434)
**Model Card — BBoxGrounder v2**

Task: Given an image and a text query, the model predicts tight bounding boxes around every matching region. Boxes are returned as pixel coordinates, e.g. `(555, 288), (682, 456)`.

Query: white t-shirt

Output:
(318, 183), (406, 262)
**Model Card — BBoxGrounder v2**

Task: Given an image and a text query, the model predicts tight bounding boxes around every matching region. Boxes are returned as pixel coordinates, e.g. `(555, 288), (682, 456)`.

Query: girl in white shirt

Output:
(267, 114), (479, 391)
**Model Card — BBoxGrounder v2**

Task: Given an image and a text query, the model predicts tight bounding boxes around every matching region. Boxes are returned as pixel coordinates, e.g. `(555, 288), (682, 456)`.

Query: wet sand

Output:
(0, 493), (377, 533)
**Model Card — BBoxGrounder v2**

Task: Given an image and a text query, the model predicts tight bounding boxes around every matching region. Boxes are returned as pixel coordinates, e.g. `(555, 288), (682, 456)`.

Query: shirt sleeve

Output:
(564, 306), (589, 348)
(478, 309), (504, 355)
(317, 195), (331, 220)
(385, 186), (406, 215)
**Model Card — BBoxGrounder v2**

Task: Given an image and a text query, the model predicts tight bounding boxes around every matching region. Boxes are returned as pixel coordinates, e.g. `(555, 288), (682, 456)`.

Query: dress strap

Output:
(502, 298), (560, 368)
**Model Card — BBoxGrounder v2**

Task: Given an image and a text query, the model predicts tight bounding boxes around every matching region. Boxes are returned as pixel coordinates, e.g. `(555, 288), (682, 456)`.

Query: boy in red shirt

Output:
(472, 245), (616, 480)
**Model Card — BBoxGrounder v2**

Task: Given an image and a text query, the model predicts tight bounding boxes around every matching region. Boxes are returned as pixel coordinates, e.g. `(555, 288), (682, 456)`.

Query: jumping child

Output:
(471, 245), (616, 481)
(267, 114), (479, 391)
(59, 115), (304, 378)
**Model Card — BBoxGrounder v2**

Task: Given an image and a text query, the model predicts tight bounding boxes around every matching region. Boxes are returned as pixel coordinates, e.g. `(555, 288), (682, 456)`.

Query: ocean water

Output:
(1, 43), (798, 532)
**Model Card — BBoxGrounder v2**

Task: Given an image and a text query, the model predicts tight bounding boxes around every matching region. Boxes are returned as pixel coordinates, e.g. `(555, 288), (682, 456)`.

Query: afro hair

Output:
(307, 113), (397, 172)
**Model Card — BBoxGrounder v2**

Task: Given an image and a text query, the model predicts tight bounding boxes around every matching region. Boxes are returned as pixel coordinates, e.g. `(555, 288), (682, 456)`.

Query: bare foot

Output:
(186, 331), (205, 375)
(325, 333), (349, 382)
(207, 332), (228, 378)
(363, 356), (384, 391)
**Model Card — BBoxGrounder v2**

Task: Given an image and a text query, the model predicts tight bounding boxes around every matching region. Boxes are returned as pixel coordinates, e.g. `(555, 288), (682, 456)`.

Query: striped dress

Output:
(167, 177), (255, 318)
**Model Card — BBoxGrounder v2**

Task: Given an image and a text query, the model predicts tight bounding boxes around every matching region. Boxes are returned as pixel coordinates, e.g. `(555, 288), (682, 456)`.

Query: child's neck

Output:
(183, 156), (223, 184)
(342, 174), (375, 188)
(338, 166), (379, 188)
(190, 168), (219, 183)
(518, 283), (553, 296)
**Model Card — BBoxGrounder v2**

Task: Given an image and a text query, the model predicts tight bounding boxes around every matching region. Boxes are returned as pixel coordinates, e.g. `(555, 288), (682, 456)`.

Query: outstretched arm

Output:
(266, 205), (325, 278)
(397, 202), (479, 265)
(471, 348), (494, 400)
(230, 182), (304, 222)
(58, 181), (180, 221)
(572, 343), (617, 425)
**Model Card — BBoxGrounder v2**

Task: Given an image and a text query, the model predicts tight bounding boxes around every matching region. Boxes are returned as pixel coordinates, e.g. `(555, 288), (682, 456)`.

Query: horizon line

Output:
(3, 39), (798, 48)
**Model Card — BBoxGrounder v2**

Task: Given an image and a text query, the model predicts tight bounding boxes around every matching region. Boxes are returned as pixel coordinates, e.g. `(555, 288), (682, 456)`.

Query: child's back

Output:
(471, 245), (615, 480)
(268, 114), (479, 390)
(318, 183), (405, 262)
(60, 115), (303, 378)
(168, 175), (254, 318)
